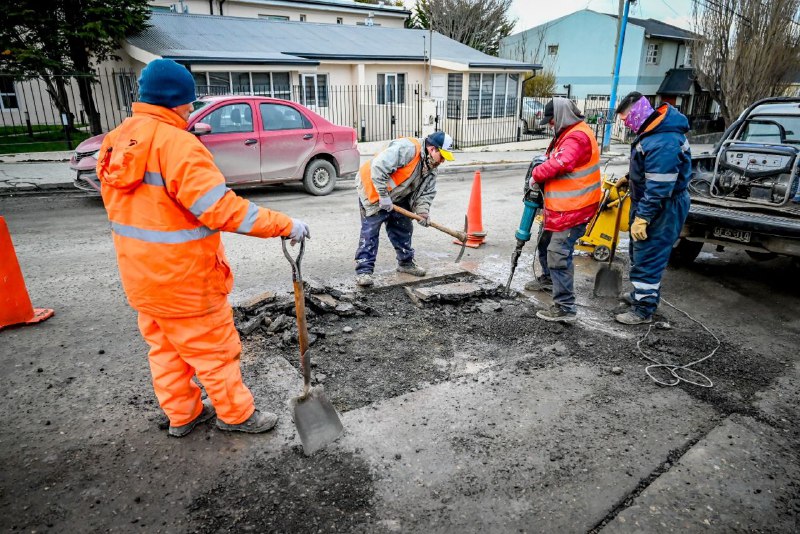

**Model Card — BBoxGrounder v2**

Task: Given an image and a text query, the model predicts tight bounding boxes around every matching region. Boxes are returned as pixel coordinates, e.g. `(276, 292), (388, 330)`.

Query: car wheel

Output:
(745, 250), (777, 261)
(303, 159), (337, 196)
(669, 238), (703, 266)
(592, 245), (611, 262)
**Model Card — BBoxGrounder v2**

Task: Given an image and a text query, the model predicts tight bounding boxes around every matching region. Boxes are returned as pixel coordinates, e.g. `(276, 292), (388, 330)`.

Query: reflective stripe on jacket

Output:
(98, 102), (293, 318)
(542, 122), (602, 212)
(359, 137), (422, 203)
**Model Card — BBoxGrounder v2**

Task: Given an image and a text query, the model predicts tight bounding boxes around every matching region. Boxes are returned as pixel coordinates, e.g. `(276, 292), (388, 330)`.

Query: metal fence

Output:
(196, 83), (425, 143)
(434, 96), (552, 149)
(0, 70), (137, 153)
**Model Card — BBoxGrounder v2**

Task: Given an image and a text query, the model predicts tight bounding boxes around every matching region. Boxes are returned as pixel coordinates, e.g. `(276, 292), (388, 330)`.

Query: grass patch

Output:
(0, 127), (91, 154)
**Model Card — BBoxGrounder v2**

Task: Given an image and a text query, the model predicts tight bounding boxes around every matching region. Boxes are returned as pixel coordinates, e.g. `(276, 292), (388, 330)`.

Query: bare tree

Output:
(411, 0), (516, 56)
(691, 0), (800, 124)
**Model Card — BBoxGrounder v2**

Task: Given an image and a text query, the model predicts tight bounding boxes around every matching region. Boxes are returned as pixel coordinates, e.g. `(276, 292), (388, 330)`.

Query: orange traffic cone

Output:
(0, 216), (54, 330)
(456, 170), (487, 248)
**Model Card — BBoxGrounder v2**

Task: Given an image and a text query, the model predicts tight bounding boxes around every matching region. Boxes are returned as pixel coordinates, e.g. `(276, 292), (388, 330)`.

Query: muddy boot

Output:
(619, 292), (634, 306)
(536, 305), (577, 324)
(169, 398), (216, 438)
(524, 275), (553, 292)
(615, 311), (653, 325)
(216, 409), (278, 434)
(355, 273), (374, 287)
(397, 261), (426, 277)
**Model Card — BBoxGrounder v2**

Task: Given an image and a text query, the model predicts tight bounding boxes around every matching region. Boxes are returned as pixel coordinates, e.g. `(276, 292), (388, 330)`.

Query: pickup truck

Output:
(671, 97), (800, 265)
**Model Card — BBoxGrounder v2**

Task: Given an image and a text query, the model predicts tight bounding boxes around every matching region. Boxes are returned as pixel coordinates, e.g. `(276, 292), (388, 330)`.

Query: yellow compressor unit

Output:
(576, 174), (631, 261)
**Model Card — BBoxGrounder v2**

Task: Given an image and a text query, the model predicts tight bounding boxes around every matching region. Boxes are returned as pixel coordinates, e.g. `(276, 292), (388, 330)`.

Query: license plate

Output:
(713, 227), (751, 243)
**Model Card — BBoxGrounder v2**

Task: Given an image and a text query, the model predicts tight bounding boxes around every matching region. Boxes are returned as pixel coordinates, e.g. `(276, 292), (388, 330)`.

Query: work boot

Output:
(168, 398), (216, 438)
(615, 310), (653, 325)
(355, 273), (374, 287)
(524, 275), (553, 292)
(216, 409), (278, 434)
(536, 305), (577, 324)
(397, 261), (426, 277)
(619, 292), (634, 306)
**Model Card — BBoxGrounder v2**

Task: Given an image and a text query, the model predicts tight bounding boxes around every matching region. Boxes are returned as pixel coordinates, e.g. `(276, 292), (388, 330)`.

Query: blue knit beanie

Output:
(137, 59), (197, 108)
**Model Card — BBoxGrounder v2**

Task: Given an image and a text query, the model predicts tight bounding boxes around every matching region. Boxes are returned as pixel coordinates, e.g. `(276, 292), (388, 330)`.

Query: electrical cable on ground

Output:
(636, 297), (720, 388)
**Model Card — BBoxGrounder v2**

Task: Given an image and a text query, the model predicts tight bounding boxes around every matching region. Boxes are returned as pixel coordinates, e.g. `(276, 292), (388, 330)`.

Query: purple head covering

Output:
(622, 96), (655, 133)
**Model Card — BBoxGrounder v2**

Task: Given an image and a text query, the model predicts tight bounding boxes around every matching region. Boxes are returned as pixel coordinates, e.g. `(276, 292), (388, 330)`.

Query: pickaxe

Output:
(392, 205), (468, 263)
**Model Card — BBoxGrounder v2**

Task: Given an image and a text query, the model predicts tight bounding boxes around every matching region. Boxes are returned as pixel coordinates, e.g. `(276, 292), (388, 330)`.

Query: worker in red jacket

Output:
(526, 97), (602, 323)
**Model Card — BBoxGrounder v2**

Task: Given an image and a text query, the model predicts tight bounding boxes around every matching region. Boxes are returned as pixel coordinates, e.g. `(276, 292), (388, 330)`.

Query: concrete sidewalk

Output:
(0, 138), (687, 194)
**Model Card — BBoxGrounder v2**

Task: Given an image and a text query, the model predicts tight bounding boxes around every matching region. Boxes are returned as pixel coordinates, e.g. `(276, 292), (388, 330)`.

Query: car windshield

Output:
(188, 100), (212, 122)
(738, 115), (800, 144)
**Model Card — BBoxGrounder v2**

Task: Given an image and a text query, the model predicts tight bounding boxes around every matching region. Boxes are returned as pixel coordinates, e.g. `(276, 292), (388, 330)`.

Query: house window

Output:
(232, 72), (251, 94)
(208, 72), (231, 94)
(272, 72), (292, 99)
(684, 46), (693, 67)
(506, 74), (519, 116)
(337, 17), (343, 24)
(468, 73), (518, 119)
(260, 103), (312, 131)
(114, 72), (136, 111)
(253, 72), (292, 99)
(377, 73), (406, 105)
(203, 103), (254, 134)
(300, 74), (328, 108)
(300, 14), (306, 21)
(447, 73), (462, 119)
(0, 78), (19, 110)
(548, 45), (559, 56)
(646, 43), (660, 65)
(259, 14), (290, 21)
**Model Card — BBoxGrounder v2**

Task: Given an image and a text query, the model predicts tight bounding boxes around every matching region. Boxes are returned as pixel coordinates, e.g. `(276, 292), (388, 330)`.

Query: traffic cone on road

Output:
(456, 170), (487, 248)
(0, 216), (54, 330)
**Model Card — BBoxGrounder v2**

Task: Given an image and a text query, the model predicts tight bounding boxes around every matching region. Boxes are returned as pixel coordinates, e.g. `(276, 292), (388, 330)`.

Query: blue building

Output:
(500, 9), (710, 115)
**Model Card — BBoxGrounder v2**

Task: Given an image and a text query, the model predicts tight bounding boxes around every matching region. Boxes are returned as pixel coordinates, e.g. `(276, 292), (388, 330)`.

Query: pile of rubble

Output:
(233, 278), (377, 347)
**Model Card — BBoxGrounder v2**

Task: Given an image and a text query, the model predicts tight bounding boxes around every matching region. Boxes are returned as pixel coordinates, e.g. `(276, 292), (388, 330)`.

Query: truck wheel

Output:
(592, 245), (611, 262)
(303, 159), (337, 196)
(669, 238), (703, 266)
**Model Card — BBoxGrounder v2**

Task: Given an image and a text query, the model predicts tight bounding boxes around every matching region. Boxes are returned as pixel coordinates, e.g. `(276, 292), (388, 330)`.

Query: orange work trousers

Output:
(137, 303), (255, 427)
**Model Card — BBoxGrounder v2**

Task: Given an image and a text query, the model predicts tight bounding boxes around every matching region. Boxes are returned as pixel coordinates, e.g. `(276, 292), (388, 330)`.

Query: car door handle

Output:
(302, 134), (314, 140)
(244, 138), (258, 146)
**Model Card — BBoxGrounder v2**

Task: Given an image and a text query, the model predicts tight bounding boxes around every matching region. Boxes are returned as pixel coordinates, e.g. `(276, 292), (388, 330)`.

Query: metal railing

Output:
(0, 69), (138, 153)
(435, 96), (552, 149)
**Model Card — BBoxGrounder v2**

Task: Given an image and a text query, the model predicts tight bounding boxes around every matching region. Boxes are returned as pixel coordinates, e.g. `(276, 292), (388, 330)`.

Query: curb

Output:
(0, 183), (78, 197)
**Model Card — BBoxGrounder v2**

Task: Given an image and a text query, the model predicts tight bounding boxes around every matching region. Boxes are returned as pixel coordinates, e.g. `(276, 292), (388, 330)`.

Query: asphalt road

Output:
(1, 169), (798, 532)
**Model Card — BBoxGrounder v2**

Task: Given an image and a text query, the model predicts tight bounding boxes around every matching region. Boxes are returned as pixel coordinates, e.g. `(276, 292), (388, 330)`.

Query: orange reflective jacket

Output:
(98, 103), (293, 318)
(543, 122), (602, 212)
(359, 137), (421, 203)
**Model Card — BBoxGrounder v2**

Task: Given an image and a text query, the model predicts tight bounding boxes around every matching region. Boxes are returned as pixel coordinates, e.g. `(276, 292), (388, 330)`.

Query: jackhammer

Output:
(504, 156), (546, 294)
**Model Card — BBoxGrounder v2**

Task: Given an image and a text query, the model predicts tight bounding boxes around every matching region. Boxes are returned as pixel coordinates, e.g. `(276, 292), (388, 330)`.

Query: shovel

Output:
(282, 238), (344, 455)
(593, 192), (628, 297)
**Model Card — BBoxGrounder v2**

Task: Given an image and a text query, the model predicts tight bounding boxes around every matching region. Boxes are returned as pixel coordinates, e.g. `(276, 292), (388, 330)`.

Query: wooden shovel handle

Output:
(392, 205), (467, 243)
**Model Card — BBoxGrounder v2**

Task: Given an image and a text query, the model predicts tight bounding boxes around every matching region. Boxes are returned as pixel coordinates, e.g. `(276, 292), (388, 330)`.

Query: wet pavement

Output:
(1, 165), (798, 532)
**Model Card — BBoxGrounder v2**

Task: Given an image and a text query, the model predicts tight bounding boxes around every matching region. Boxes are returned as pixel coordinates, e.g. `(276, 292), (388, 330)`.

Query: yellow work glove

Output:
(630, 217), (649, 241)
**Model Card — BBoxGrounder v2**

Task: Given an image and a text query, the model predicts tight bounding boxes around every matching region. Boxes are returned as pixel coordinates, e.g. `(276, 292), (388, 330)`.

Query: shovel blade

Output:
(594, 265), (622, 297)
(289, 385), (344, 456)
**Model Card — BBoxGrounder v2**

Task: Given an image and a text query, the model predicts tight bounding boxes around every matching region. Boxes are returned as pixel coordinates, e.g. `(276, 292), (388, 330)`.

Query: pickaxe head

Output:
(454, 215), (468, 263)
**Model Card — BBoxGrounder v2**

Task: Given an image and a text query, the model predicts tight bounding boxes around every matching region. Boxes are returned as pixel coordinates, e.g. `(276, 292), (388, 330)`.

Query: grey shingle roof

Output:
(657, 68), (695, 95)
(607, 14), (696, 41)
(127, 12), (540, 70)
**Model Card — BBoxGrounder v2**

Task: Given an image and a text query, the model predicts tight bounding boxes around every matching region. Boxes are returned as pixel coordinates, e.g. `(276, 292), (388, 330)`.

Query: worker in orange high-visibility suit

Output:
(97, 59), (310, 438)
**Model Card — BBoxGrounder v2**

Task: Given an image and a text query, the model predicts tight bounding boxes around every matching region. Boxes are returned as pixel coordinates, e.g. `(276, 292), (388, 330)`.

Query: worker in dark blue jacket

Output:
(614, 92), (692, 325)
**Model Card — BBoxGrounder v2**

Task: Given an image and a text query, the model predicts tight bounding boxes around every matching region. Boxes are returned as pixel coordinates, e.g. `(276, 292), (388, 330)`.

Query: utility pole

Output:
(603, 0), (635, 151)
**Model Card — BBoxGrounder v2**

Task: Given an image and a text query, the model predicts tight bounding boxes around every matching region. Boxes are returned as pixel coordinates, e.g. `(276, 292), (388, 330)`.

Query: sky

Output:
(399, 0), (696, 33)
(506, 0), (695, 33)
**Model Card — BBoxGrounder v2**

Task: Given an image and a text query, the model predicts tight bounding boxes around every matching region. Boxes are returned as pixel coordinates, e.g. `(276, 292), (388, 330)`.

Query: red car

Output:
(69, 95), (360, 196)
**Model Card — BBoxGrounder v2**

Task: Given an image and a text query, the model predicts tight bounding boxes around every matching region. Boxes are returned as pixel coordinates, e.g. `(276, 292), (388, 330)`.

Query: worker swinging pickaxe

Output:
(391, 205), (468, 263)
